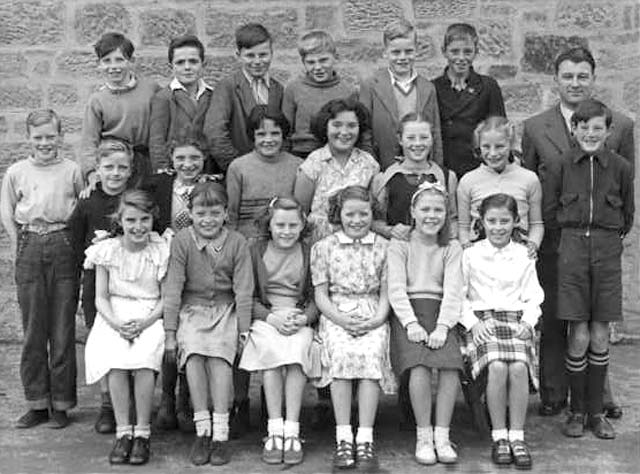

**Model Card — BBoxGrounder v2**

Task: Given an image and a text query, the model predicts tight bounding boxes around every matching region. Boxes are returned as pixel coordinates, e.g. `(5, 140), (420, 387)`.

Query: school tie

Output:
(251, 78), (269, 105)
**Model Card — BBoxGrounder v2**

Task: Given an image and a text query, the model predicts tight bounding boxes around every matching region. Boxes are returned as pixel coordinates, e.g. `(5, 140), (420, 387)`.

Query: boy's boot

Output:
(563, 353), (587, 437)
(155, 354), (178, 430)
(586, 350), (615, 439)
(177, 373), (195, 433)
(95, 392), (116, 434)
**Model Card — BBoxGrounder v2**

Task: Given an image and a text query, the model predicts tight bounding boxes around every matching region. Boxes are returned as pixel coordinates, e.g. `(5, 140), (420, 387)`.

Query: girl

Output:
(239, 197), (318, 466)
(294, 97), (379, 243)
(461, 193), (543, 470)
(457, 116), (543, 253)
(387, 181), (463, 465)
(372, 112), (458, 241)
(311, 185), (394, 471)
(162, 182), (253, 467)
(84, 190), (169, 466)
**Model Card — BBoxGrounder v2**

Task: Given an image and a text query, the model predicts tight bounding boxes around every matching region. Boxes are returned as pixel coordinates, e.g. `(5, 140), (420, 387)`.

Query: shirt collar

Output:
(559, 102), (575, 132)
(190, 226), (228, 252)
(242, 68), (270, 88)
(103, 74), (137, 92)
(169, 77), (213, 100)
(335, 231), (376, 245)
(29, 155), (63, 166)
(318, 144), (363, 164)
(478, 238), (517, 256)
(571, 147), (609, 167)
(388, 68), (417, 88)
(479, 162), (516, 175)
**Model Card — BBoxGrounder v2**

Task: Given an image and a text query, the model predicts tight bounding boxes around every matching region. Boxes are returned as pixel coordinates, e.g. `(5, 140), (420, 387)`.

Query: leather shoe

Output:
(15, 409), (49, 429)
(538, 401), (566, 416)
(563, 412), (586, 438)
(190, 435), (212, 465)
(109, 435), (133, 464)
(604, 404), (623, 419)
(588, 414), (616, 439)
(491, 439), (512, 465)
(129, 436), (150, 465)
(94, 406), (116, 434)
(209, 440), (230, 465)
(510, 440), (532, 470)
(48, 410), (70, 429)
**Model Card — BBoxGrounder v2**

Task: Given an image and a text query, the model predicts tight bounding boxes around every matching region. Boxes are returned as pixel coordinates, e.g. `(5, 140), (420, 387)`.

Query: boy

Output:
(81, 32), (159, 187)
(0, 109), (84, 429)
(432, 23), (505, 178)
(547, 100), (634, 440)
(204, 23), (284, 174)
(358, 19), (443, 170)
(149, 35), (215, 173)
(67, 138), (133, 434)
(282, 30), (357, 158)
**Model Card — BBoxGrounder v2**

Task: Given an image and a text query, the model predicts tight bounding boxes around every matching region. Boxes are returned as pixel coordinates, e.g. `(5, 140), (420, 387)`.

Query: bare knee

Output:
(508, 362), (528, 379)
(589, 323), (609, 353)
(488, 361), (508, 379)
(568, 322), (590, 355)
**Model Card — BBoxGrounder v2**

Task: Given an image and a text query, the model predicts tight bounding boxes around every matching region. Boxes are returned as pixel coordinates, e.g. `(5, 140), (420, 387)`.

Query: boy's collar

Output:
(169, 77), (213, 100)
(103, 73), (137, 92)
(242, 68), (270, 86)
(336, 230), (375, 245)
(572, 147), (609, 167)
(189, 226), (228, 252)
(302, 71), (340, 88)
(29, 155), (63, 166)
(388, 68), (417, 86)
(443, 66), (479, 91)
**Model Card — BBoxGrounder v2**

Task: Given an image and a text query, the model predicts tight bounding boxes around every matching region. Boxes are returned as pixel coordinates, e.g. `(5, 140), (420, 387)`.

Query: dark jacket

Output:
(432, 67), (505, 178)
(249, 239), (318, 325)
(140, 172), (176, 234)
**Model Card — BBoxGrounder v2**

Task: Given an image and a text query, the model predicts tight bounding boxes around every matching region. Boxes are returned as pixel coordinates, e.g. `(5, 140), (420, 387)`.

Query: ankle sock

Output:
(266, 418), (284, 449)
(587, 349), (609, 415)
(416, 425), (433, 444)
(133, 424), (150, 439)
(492, 428), (508, 441)
(566, 353), (588, 413)
(434, 426), (450, 446)
(508, 429), (524, 442)
(355, 426), (373, 444)
(336, 424), (353, 444)
(284, 420), (300, 438)
(212, 412), (229, 442)
(194, 410), (211, 437)
(116, 424), (133, 439)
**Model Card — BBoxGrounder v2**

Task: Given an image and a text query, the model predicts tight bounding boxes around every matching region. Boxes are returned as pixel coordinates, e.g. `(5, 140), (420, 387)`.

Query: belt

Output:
(21, 222), (67, 235)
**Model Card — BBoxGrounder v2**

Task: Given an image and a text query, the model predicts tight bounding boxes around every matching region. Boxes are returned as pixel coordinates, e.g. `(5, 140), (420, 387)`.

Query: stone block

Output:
(74, 3), (133, 45)
(305, 5), (339, 31)
(623, 79), (640, 113)
(476, 21), (512, 58)
(60, 116), (83, 134)
(556, 1), (619, 30)
(140, 9), (197, 47)
(0, 54), (28, 78)
(202, 56), (239, 87)
(623, 3), (640, 30)
(0, 1), (64, 45)
(344, 0), (404, 33)
(0, 143), (32, 172)
(135, 56), (172, 82)
(487, 64), (518, 79)
(55, 51), (99, 78)
(502, 83), (541, 114)
(413, 0), (475, 19)
(0, 86), (43, 110)
(520, 34), (589, 74)
(48, 84), (80, 107)
(522, 11), (548, 28)
(205, 8), (298, 48)
(0, 117), (7, 138)
(337, 39), (385, 63)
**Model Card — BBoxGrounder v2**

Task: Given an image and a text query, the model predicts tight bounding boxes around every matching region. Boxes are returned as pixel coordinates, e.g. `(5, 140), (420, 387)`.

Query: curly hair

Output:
(311, 97), (371, 148)
(247, 105), (291, 140)
(253, 196), (311, 240)
(327, 185), (374, 226)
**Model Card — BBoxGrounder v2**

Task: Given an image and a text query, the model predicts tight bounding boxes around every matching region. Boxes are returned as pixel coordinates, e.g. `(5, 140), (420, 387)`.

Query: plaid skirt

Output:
(462, 310), (539, 391)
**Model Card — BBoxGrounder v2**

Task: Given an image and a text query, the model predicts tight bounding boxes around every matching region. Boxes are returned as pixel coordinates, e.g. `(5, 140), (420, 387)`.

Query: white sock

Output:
(194, 410), (211, 437)
(434, 426), (450, 446)
(116, 424), (133, 439)
(212, 412), (229, 442)
(266, 418), (284, 449)
(284, 420), (300, 438)
(416, 425), (433, 444)
(133, 424), (150, 439)
(508, 429), (524, 442)
(336, 424), (353, 444)
(355, 426), (373, 444)
(492, 428), (508, 442)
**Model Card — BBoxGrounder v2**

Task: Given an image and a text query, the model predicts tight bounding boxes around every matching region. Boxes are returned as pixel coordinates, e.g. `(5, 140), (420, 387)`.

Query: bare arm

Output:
(293, 168), (316, 215)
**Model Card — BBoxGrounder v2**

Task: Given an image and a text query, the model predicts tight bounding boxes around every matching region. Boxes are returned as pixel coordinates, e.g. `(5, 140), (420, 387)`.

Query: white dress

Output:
(84, 233), (169, 384)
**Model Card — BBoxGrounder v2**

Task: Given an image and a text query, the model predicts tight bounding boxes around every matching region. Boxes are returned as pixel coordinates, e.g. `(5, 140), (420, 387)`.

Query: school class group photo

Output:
(0, 12), (635, 473)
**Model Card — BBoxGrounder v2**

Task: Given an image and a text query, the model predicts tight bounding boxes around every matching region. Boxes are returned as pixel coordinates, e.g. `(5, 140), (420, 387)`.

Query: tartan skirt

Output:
(462, 310), (539, 391)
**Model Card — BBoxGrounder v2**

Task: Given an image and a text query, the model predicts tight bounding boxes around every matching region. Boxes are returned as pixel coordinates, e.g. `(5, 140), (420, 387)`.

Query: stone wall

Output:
(1, 0), (639, 337)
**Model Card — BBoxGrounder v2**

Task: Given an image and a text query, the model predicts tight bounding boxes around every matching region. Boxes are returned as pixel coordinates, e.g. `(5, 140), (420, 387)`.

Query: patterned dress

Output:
(311, 231), (396, 393)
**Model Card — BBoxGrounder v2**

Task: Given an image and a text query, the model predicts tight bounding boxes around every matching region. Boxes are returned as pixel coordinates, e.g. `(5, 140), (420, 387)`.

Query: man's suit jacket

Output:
(358, 68), (443, 170)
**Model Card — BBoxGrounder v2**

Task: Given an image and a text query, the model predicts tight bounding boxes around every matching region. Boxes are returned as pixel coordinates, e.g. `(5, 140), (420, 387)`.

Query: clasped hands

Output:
(470, 319), (533, 345)
(406, 321), (448, 349)
(267, 308), (307, 336)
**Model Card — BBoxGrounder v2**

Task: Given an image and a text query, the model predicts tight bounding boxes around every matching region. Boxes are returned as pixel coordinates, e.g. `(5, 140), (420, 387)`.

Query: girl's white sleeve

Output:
(520, 257), (544, 328)
(459, 248), (479, 330)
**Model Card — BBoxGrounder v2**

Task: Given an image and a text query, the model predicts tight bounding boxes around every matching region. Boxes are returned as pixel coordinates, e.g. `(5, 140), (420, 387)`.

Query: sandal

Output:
(283, 435), (304, 465)
(262, 434), (283, 464)
(332, 440), (355, 469)
(510, 440), (532, 470)
(355, 441), (379, 470)
(491, 438), (512, 465)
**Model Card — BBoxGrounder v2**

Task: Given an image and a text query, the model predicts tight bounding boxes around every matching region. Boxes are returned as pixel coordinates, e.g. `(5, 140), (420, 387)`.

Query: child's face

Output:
(302, 51), (336, 83)
(98, 48), (134, 87)
(97, 153), (131, 195)
(479, 129), (510, 173)
(383, 37), (416, 78)
(399, 121), (433, 163)
(327, 111), (359, 155)
(269, 208), (304, 249)
(411, 191), (446, 238)
(190, 202), (227, 239)
(555, 60), (595, 107)
(172, 145), (205, 183)
(237, 41), (272, 79)
(482, 207), (515, 249)
(254, 118), (283, 159)
(443, 37), (477, 76)
(120, 206), (153, 248)
(171, 46), (203, 88)
(573, 115), (610, 154)
(27, 122), (61, 164)
(340, 198), (372, 240)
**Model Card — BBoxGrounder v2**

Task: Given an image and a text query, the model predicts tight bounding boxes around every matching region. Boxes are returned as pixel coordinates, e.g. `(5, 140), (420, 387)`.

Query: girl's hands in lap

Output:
(515, 321), (533, 340)
(427, 325), (448, 349)
(471, 320), (494, 345)
(406, 321), (429, 344)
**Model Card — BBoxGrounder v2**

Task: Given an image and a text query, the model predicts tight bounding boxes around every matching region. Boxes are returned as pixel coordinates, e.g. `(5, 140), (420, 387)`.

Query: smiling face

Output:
(27, 121), (61, 164)
(443, 37), (477, 77)
(237, 41), (272, 79)
(302, 51), (336, 83)
(479, 129), (510, 173)
(269, 208), (304, 249)
(171, 46), (203, 88)
(340, 198), (372, 240)
(384, 36), (416, 79)
(97, 152), (131, 195)
(171, 145), (205, 184)
(411, 191), (446, 238)
(98, 48), (134, 88)
(399, 121), (433, 163)
(190, 202), (227, 240)
(254, 118), (284, 159)
(327, 111), (359, 156)
(573, 115), (610, 154)
(482, 206), (516, 249)
(555, 60), (595, 108)
(120, 205), (153, 249)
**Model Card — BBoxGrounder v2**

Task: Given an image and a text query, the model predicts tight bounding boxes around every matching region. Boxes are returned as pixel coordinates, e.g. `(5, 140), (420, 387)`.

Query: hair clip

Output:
(410, 180), (448, 206)
(268, 196), (279, 209)
(197, 173), (224, 183)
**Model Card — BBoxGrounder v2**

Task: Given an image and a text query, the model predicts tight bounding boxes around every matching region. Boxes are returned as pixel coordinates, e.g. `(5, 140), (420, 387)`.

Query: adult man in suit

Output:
(522, 46), (635, 418)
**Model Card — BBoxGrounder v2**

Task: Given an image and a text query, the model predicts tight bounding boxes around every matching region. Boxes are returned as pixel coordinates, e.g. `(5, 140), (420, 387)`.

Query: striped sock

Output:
(566, 353), (588, 413)
(587, 350), (609, 415)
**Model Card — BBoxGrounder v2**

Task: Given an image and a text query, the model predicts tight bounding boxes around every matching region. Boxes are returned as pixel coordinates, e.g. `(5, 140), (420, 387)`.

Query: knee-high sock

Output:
(587, 350), (609, 415)
(566, 353), (588, 413)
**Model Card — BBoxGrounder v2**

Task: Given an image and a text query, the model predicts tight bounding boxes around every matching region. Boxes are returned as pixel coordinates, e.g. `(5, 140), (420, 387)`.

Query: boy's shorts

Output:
(557, 228), (623, 322)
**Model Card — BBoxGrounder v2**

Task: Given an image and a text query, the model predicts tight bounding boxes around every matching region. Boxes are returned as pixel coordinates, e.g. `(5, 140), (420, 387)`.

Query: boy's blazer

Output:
(140, 172), (175, 234)
(358, 68), (443, 170)
(203, 70), (284, 174)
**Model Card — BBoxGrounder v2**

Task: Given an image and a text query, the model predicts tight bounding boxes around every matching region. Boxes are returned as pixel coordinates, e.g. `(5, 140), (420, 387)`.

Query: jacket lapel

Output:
(372, 71), (399, 122)
(233, 71), (257, 118)
(543, 105), (572, 153)
(173, 90), (198, 120)
(441, 70), (484, 118)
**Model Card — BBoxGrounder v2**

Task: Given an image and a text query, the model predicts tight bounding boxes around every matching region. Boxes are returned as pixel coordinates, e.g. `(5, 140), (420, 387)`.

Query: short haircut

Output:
(189, 181), (228, 209)
(397, 112), (432, 136)
(114, 189), (159, 225)
(169, 127), (208, 158)
(254, 196), (311, 240)
(382, 19), (417, 46)
(311, 97), (371, 147)
(571, 98), (612, 128)
(554, 46), (596, 75)
(298, 30), (337, 58)
(473, 115), (516, 162)
(94, 32), (135, 60)
(443, 23), (478, 49)
(97, 137), (133, 164)
(411, 183), (451, 246)
(25, 109), (62, 135)
(247, 105), (291, 140)
(168, 34), (205, 63)
(327, 185), (374, 226)
(235, 23), (272, 51)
